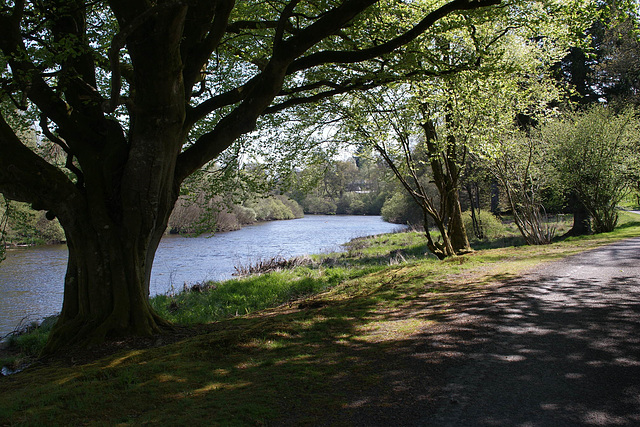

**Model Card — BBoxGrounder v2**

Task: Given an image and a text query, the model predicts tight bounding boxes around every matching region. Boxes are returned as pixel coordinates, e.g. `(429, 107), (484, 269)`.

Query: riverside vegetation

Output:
(1, 211), (639, 425)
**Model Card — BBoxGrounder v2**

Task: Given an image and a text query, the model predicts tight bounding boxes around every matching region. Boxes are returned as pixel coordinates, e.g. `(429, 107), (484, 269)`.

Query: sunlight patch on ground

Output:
(193, 381), (250, 396)
(241, 338), (285, 351)
(156, 373), (187, 383)
(56, 372), (83, 385)
(355, 318), (433, 343)
(105, 350), (143, 368)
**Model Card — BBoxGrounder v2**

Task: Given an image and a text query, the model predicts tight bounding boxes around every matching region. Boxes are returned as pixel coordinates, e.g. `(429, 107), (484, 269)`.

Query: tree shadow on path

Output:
(418, 239), (640, 426)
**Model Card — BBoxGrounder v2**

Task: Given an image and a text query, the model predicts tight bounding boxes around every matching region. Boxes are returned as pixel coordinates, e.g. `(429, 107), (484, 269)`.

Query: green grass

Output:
(619, 190), (640, 209)
(150, 230), (437, 326)
(1, 213), (639, 425)
(151, 267), (356, 324)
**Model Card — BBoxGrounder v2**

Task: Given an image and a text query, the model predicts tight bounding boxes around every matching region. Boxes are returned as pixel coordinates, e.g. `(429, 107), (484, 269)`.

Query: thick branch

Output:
(105, 0), (185, 113)
(0, 112), (78, 211)
(182, 0), (235, 95)
(40, 0), (107, 128)
(40, 115), (85, 189)
(287, 0), (501, 74)
(185, 78), (259, 128)
(273, 0), (302, 55)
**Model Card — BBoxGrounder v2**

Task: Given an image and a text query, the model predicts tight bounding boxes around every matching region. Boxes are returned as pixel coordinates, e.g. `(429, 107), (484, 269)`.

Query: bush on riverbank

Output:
(245, 195), (304, 221)
(168, 194), (303, 234)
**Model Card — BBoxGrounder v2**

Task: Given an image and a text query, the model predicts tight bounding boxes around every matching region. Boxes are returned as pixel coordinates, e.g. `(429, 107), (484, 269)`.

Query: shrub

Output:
(463, 210), (507, 240)
(381, 192), (423, 225)
(278, 195), (304, 218)
(234, 205), (257, 224)
(245, 196), (303, 221)
(546, 106), (640, 233)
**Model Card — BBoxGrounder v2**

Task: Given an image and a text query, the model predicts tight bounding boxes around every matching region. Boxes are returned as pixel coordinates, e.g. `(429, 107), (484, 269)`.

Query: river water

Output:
(0, 215), (404, 337)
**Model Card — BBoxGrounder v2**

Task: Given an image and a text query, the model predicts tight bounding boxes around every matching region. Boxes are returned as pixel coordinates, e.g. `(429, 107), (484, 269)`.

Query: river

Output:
(0, 215), (404, 337)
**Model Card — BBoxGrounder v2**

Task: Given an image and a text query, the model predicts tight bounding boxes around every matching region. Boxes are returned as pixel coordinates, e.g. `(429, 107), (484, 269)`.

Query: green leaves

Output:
(545, 105), (640, 232)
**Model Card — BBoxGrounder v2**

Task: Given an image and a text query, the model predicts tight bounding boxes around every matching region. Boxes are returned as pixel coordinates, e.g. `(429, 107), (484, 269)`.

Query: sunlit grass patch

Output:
(356, 318), (433, 343)
(151, 267), (350, 324)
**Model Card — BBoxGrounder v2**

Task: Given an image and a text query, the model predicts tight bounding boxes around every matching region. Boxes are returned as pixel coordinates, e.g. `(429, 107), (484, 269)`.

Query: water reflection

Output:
(0, 215), (404, 336)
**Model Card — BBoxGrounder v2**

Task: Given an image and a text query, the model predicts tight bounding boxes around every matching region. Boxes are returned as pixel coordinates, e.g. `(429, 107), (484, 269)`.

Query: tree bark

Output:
(44, 216), (171, 351)
(466, 183), (485, 240)
(40, 148), (178, 351)
(490, 179), (500, 214)
(447, 187), (471, 253)
(570, 205), (592, 236)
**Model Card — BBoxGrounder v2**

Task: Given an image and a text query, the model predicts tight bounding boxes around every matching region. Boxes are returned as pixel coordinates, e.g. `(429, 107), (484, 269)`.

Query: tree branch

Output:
(176, 0), (502, 185)
(40, 115), (85, 189)
(0, 111), (77, 211)
(188, 0), (489, 126)
(46, 0), (104, 119)
(105, 0), (185, 113)
(182, 0), (235, 95)
(185, 78), (259, 128)
(287, 0), (501, 74)
(0, 4), (95, 143)
(264, 62), (478, 115)
(273, 0), (302, 55)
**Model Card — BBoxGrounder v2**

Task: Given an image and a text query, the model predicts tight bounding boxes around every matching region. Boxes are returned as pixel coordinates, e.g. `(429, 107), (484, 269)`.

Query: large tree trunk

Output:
(41, 5), (188, 353)
(569, 205), (592, 236)
(43, 190), (175, 352)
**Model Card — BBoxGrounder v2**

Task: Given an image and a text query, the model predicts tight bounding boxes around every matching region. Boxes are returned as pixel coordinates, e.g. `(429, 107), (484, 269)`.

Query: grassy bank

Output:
(1, 212), (639, 425)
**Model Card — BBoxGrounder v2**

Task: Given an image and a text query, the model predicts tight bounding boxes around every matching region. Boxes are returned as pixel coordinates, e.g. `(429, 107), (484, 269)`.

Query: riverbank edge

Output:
(2, 212), (639, 365)
(0, 219), (404, 363)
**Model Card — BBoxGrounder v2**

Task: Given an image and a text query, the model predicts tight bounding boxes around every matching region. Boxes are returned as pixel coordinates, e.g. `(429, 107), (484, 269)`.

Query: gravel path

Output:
(426, 236), (640, 426)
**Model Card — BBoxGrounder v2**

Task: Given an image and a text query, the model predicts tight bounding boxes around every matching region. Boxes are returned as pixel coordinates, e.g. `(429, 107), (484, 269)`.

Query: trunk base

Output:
(43, 308), (172, 355)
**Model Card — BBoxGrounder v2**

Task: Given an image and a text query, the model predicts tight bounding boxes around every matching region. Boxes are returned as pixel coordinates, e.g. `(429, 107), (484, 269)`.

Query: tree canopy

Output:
(285, 0), (594, 255)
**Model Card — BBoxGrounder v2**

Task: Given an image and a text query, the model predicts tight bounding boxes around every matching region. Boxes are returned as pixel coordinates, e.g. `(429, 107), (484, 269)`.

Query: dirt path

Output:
(424, 237), (640, 426)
